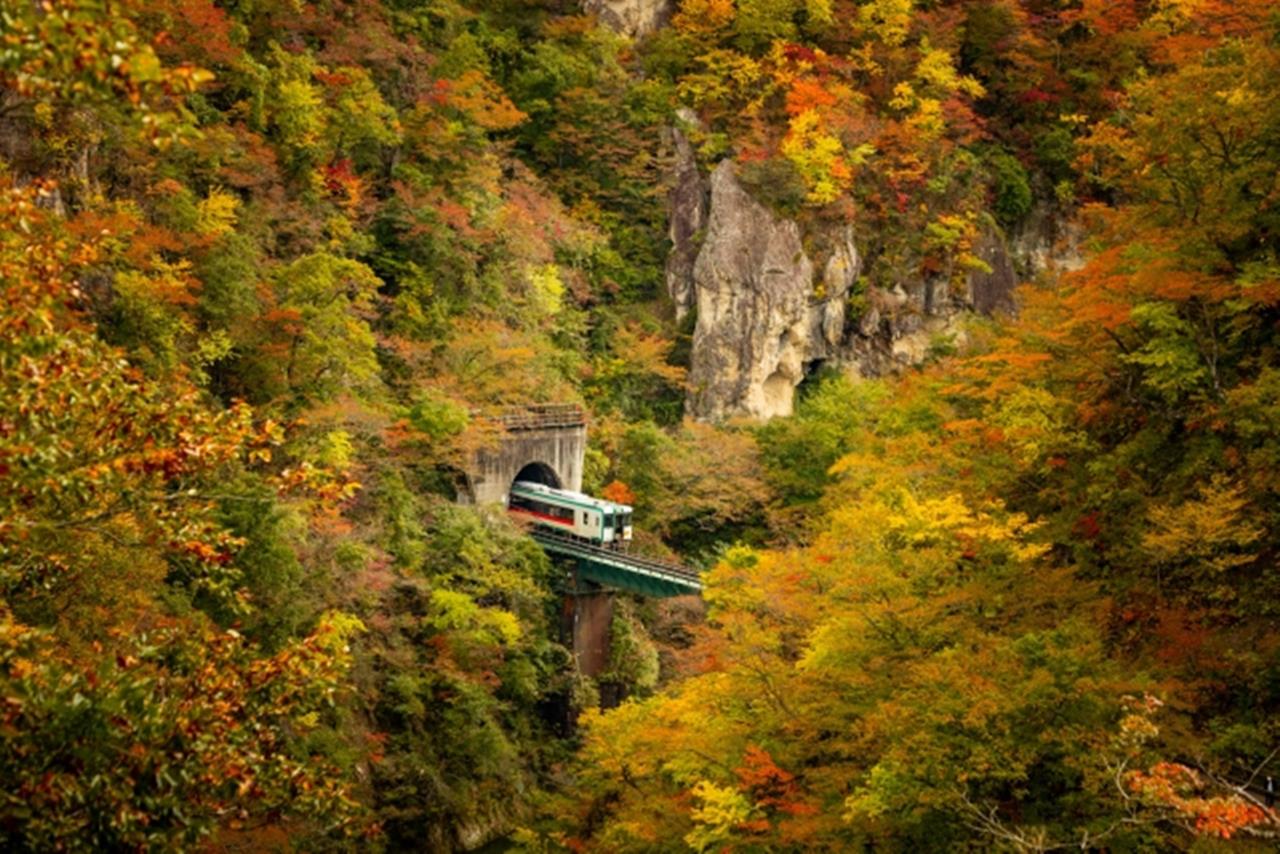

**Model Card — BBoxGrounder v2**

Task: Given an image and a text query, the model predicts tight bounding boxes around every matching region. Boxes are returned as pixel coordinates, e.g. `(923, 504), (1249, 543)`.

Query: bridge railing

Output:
(475, 403), (587, 431)
(529, 529), (702, 586)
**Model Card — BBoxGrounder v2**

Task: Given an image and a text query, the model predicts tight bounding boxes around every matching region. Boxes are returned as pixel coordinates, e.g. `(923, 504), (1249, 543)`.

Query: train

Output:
(507, 480), (633, 548)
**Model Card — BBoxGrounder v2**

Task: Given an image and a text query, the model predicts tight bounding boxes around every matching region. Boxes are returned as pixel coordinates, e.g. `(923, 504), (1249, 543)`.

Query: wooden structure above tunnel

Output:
(460, 404), (587, 506)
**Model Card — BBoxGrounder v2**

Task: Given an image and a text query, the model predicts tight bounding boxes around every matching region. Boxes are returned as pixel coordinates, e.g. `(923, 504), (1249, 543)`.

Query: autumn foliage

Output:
(6, 0), (1280, 850)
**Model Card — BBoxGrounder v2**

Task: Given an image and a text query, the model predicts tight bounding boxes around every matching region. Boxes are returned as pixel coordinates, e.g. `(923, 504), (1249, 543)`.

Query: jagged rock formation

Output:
(582, 0), (673, 38)
(672, 148), (1085, 422)
(665, 109), (707, 322)
(848, 229), (1017, 374)
(675, 164), (1055, 421)
(686, 161), (857, 421)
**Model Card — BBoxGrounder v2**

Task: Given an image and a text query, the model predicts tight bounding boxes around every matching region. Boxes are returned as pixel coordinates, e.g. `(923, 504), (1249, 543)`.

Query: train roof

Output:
(511, 480), (632, 513)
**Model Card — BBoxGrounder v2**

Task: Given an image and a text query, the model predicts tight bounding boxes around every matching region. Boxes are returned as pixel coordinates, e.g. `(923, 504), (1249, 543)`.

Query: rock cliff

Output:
(672, 141), (1087, 422)
(582, 0), (673, 38)
(676, 161), (1069, 420)
(686, 161), (857, 421)
(665, 110), (707, 323)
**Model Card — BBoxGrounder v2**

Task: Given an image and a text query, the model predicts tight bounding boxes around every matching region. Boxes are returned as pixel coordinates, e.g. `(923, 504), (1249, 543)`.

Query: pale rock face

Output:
(582, 0), (673, 38)
(673, 157), (1058, 421)
(665, 109), (707, 322)
(890, 314), (968, 364)
(686, 162), (856, 421)
(819, 226), (859, 345)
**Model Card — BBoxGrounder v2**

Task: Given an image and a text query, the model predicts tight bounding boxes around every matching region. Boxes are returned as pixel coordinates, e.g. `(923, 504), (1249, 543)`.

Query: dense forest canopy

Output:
(2, 0), (1280, 849)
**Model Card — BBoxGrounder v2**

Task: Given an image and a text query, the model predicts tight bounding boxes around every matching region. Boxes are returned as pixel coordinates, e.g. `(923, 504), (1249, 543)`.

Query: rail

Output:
(530, 529), (703, 595)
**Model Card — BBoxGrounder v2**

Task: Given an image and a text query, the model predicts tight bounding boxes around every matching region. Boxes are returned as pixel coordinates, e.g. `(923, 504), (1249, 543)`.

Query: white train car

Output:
(508, 481), (633, 548)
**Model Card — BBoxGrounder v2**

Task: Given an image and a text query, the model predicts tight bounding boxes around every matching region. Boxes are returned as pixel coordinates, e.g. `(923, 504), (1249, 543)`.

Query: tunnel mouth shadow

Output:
(511, 461), (562, 493)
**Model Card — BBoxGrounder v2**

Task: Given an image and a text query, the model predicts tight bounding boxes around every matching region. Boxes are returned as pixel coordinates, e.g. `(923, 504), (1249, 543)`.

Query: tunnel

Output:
(462, 412), (586, 505)
(512, 461), (562, 493)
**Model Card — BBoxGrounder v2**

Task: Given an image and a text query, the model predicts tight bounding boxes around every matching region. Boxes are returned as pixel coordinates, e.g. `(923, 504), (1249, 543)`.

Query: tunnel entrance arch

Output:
(460, 405), (586, 506)
(512, 461), (562, 493)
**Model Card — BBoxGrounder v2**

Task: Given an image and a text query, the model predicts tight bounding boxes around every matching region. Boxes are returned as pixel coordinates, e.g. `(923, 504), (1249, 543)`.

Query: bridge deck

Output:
(531, 530), (702, 598)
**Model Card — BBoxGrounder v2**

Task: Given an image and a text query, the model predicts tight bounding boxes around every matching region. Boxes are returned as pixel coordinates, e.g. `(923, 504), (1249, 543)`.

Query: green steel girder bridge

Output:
(530, 529), (702, 598)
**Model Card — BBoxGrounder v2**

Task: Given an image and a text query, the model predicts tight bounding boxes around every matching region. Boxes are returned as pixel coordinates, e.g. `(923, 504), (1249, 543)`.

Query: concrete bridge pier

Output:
(562, 584), (613, 679)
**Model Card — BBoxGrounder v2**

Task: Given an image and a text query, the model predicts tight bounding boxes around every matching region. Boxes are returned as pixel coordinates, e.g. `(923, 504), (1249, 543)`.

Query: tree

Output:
(0, 611), (365, 850)
(0, 183), (367, 845)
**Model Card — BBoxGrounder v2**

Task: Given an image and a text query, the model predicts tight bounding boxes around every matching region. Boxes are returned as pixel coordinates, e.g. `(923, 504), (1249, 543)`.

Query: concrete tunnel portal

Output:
(460, 405), (586, 506)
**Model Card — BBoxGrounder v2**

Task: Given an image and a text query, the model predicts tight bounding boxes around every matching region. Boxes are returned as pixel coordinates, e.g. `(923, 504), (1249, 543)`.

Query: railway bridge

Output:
(459, 404), (701, 677)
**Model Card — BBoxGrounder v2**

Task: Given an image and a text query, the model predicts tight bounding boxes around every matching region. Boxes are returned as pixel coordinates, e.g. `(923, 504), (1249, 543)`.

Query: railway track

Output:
(529, 529), (702, 595)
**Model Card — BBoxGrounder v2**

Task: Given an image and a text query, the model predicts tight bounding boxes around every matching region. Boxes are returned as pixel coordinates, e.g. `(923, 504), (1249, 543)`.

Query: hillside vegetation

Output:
(2, 0), (1280, 850)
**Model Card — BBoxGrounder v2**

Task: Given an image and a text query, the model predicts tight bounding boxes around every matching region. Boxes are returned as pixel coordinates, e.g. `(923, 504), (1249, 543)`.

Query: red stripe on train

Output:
(508, 507), (575, 527)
